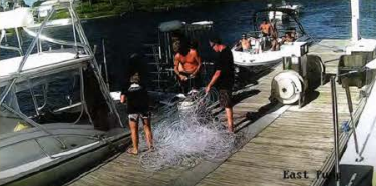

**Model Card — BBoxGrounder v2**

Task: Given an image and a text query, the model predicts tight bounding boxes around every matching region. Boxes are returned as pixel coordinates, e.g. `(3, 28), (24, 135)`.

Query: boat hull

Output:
(232, 49), (283, 67)
(232, 42), (308, 68)
(0, 126), (129, 186)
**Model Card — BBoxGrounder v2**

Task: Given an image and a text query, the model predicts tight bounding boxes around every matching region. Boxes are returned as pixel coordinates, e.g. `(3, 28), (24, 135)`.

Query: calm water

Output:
(2, 0), (376, 90)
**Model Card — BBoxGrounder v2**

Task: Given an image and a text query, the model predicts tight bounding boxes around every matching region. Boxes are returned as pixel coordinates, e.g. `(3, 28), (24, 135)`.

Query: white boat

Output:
(232, 8), (311, 68)
(232, 41), (308, 67)
(324, 0), (376, 185)
(0, 1), (127, 186)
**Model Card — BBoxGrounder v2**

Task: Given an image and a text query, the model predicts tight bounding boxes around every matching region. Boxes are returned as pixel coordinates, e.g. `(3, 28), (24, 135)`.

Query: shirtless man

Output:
(259, 20), (273, 50)
(173, 40), (202, 94)
(259, 19), (272, 37)
(239, 33), (251, 51)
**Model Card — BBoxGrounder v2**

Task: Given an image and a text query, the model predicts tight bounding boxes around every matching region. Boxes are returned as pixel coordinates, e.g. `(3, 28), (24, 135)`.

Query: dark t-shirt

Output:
(121, 54), (149, 113)
(214, 47), (235, 90)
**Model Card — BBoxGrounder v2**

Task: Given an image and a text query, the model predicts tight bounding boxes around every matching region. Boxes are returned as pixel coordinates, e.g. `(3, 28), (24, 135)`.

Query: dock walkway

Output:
(68, 40), (368, 186)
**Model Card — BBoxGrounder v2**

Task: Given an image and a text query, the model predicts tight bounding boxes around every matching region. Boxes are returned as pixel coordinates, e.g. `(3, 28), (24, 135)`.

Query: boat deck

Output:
(67, 39), (368, 186)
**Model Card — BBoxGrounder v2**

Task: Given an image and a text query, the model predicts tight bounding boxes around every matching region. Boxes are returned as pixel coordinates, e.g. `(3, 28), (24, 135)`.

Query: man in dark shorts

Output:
(206, 36), (235, 132)
(259, 19), (273, 50)
(120, 53), (153, 155)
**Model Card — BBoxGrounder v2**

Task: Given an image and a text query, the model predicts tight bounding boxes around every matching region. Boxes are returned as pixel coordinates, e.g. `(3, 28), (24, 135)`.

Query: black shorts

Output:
(262, 32), (270, 37)
(219, 89), (233, 108)
(126, 89), (149, 115)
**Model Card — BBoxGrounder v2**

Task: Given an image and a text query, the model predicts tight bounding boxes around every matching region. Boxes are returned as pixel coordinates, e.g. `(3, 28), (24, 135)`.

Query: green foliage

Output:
(33, 0), (242, 19)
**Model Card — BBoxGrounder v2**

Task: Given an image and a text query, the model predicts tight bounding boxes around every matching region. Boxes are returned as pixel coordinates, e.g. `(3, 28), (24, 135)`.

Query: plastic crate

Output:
(338, 54), (366, 88)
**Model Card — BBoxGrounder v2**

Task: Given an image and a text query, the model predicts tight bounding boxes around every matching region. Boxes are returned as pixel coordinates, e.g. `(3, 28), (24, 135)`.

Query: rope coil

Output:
(138, 89), (236, 171)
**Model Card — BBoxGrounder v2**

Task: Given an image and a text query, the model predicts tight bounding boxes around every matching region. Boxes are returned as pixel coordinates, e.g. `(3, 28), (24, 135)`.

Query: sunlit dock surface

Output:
(67, 40), (368, 186)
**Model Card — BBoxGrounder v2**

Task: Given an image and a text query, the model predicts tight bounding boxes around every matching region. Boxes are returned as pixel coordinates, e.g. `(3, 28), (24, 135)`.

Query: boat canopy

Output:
(0, 8), (34, 29)
(158, 20), (184, 32)
(253, 7), (299, 18)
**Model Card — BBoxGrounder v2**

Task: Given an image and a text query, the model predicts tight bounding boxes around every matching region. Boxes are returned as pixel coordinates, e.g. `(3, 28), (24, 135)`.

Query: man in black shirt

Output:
(121, 53), (154, 155)
(206, 36), (235, 132)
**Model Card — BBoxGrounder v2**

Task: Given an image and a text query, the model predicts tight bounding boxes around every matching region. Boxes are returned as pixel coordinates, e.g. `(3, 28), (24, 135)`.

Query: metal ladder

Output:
(143, 43), (175, 92)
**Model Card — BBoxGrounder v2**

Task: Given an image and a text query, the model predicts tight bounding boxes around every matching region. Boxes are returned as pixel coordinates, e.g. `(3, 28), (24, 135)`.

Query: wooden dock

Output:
(67, 40), (369, 186)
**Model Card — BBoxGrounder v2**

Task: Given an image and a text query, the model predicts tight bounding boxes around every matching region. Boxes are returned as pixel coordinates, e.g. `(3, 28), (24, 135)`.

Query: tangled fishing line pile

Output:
(139, 89), (236, 171)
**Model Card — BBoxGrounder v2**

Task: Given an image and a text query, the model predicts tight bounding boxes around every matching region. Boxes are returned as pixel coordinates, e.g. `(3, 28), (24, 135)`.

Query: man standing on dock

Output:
(206, 36), (235, 133)
(173, 38), (202, 95)
(120, 53), (154, 155)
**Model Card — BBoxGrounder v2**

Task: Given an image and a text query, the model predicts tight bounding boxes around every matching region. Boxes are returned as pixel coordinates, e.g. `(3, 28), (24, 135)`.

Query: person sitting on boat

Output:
(173, 39), (202, 95)
(281, 31), (295, 44)
(121, 53), (154, 155)
(290, 28), (297, 40)
(238, 33), (252, 52)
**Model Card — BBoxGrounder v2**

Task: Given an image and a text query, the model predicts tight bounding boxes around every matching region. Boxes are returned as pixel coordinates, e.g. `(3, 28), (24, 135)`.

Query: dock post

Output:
(330, 76), (341, 186)
(351, 0), (360, 42)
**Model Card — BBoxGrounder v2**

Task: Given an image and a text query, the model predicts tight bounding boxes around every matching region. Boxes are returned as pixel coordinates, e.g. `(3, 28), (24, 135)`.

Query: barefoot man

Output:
(206, 36), (235, 132)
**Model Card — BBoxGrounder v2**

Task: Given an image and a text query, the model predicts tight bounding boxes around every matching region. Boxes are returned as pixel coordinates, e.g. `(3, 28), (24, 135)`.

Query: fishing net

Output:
(138, 89), (236, 171)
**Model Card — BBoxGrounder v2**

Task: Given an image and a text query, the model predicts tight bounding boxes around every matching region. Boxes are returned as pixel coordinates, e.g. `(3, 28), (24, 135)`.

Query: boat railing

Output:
(0, 0), (124, 150)
(245, 29), (303, 39)
(0, 1), (90, 58)
(0, 28), (25, 56)
(0, 0), (91, 103)
(329, 61), (376, 186)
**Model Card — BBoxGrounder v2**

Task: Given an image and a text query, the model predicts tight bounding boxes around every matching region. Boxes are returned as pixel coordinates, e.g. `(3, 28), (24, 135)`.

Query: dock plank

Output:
(197, 39), (363, 186)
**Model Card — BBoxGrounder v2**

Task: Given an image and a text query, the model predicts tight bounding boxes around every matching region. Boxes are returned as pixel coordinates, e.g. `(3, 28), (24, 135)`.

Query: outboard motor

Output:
(270, 42), (325, 107)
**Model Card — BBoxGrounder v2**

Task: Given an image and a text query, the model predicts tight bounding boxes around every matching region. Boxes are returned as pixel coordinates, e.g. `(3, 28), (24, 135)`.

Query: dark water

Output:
(80, 0), (376, 89)
(2, 0), (376, 90)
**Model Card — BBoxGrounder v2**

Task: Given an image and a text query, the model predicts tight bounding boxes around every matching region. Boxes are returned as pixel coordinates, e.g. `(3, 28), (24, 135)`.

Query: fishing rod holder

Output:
(329, 66), (374, 185)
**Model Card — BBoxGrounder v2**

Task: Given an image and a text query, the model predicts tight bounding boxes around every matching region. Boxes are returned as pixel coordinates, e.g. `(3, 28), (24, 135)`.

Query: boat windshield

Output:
(0, 68), (90, 136)
(18, 70), (84, 122)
